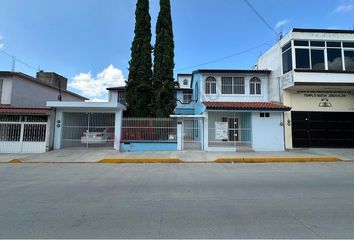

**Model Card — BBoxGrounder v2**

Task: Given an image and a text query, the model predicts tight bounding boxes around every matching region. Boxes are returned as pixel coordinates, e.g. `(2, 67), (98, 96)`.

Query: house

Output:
(0, 71), (87, 153)
(257, 28), (354, 149)
(172, 69), (291, 151)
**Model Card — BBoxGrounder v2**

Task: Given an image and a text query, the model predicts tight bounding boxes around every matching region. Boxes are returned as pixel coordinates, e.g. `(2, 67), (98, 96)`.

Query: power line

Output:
(176, 43), (271, 72)
(0, 48), (39, 71)
(243, 0), (278, 39)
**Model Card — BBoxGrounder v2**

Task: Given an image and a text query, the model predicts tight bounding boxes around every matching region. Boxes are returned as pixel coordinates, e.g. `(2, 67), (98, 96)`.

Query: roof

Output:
(203, 102), (291, 111)
(292, 28), (354, 34)
(0, 105), (52, 114)
(0, 71), (88, 100)
(106, 86), (126, 91)
(177, 73), (193, 76)
(193, 69), (271, 74)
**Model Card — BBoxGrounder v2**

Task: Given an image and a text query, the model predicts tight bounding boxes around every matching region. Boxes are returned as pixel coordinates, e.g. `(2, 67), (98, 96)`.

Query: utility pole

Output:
(11, 56), (16, 72)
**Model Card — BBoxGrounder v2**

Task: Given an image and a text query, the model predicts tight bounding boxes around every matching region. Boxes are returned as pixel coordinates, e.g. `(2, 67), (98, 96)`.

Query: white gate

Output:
(0, 115), (48, 153)
(182, 118), (203, 150)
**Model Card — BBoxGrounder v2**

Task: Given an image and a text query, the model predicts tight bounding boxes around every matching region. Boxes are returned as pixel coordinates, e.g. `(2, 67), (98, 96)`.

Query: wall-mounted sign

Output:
(319, 98), (332, 107)
(297, 90), (352, 98)
(215, 122), (228, 140)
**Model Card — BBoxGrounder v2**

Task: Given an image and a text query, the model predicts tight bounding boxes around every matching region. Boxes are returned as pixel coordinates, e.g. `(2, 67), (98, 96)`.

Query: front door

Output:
(228, 118), (239, 142)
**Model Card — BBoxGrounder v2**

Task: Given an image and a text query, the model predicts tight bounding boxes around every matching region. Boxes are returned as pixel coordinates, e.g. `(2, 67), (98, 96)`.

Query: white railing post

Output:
(177, 120), (183, 151)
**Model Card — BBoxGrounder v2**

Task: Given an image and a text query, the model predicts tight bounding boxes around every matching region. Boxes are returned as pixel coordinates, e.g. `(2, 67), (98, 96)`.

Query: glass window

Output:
(343, 42), (354, 48)
(118, 91), (126, 105)
(344, 50), (354, 71)
(233, 77), (245, 94)
(282, 42), (291, 52)
(221, 77), (233, 94)
(205, 76), (216, 94)
(183, 79), (188, 86)
(282, 49), (293, 74)
(327, 42), (341, 47)
(327, 48), (343, 70)
(295, 48), (310, 69)
(311, 49), (325, 70)
(183, 91), (192, 103)
(250, 77), (261, 95)
(294, 40), (309, 46)
(310, 41), (325, 47)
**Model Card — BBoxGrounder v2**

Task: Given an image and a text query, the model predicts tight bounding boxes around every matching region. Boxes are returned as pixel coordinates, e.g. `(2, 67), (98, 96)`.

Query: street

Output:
(0, 162), (354, 238)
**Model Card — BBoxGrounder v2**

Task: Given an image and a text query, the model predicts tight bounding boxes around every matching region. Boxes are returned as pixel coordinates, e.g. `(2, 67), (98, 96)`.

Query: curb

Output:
(214, 157), (341, 163)
(98, 158), (183, 163)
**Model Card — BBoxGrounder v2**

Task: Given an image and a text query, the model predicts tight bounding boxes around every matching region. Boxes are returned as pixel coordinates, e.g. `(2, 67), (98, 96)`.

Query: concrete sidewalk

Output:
(0, 148), (353, 162)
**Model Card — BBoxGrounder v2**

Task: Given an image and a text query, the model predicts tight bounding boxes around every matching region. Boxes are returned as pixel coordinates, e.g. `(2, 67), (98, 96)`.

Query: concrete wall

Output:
(251, 111), (284, 151)
(0, 76), (13, 104)
(11, 76), (84, 108)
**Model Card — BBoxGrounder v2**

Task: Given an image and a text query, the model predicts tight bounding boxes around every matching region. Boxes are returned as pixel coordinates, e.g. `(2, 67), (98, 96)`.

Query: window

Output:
(195, 82), (199, 101)
(183, 79), (188, 86)
(249, 77), (261, 95)
(327, 48), (343, 71)
(311, 49), (325, 70)
(221, 77), (245, 94)
(295, 48), (310, 69)
(294, 40), (309, 46)
(205, 76), (216, 94)
(344, 50), (354, 71)
(0, 79), (3, 103)
(310, 41), (325, 47)
(282, 42), (293, 74)
(183, 91), (192, 103)
(260, 112), (270, 118)
(118, 91), (126, 105)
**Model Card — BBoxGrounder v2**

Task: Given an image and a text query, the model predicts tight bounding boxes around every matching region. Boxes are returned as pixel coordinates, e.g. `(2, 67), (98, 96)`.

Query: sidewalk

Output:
(0, 148), (353, 163)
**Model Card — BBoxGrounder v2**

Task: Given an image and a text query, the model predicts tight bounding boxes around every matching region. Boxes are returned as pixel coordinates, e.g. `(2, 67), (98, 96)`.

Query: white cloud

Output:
(333, 2), (353, 13)
(70, 64), (126, 99)
(275, 19), (290, 29)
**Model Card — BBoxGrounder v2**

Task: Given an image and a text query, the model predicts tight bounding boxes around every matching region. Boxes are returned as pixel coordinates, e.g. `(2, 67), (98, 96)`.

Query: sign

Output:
(215, 122), (228, 140)
(297, 90), (352, 98)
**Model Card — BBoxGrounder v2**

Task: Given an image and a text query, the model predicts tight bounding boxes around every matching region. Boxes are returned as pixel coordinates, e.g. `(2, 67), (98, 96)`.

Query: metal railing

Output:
(121, 118), (177, 142)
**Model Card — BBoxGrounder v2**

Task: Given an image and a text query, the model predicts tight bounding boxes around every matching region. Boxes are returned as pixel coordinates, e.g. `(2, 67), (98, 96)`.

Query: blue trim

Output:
(120, 142), (177, 152)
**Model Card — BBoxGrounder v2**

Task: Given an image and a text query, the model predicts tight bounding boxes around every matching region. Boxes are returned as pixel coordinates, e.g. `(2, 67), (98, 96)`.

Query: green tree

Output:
(151, 0), (176, 117)
(126, 0), (153, 117)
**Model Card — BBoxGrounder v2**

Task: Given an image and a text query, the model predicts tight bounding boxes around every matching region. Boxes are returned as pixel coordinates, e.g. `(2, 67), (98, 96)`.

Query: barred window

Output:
(250, 77), (261, 95)
(205, 76), (216, 94)
(222, 77), (245, 94)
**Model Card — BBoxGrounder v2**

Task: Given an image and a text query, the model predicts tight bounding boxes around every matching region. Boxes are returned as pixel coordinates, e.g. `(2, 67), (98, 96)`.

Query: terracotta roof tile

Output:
(203, 102), (291, 111)
(0, 106), (51, 114)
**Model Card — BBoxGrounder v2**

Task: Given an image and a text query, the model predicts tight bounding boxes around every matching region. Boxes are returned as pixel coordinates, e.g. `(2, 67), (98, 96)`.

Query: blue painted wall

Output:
(120, 142), (177, 152)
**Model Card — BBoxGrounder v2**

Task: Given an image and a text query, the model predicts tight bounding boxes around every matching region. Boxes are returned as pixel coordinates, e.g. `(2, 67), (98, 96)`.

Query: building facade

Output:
(257, 28), (354, 149)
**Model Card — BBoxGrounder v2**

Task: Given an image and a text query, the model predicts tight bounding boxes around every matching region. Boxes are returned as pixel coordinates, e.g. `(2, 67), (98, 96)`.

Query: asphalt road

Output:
(0, 163), (354, 239)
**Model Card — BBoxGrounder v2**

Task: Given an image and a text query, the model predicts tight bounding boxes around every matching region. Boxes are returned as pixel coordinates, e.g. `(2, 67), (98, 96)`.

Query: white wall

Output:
(251, 112), (284, 151)
(11, 76), (84, 108)
(177, 75), (192, 89)
(199, 73), (269, 102)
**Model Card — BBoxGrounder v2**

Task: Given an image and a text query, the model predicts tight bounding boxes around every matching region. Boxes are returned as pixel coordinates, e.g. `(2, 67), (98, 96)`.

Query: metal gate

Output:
(182, 119), (203, 150)
(62, 112), (115, 148)
(0, 115), (48, 153)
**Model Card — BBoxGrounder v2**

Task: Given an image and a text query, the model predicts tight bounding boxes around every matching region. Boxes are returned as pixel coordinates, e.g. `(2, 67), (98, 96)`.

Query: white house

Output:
(257, 28), (354, 149)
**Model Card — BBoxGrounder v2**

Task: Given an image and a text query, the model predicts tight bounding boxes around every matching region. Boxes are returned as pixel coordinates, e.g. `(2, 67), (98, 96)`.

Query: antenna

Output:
(11, 56), (16, 72)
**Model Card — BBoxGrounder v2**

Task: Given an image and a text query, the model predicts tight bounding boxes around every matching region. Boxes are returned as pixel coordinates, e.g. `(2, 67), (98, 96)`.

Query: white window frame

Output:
(221, 77), (245, 95)
(205, 76), (217, 94)
(183, 91), (192, 103)
(183, 79), (188, 86)
(249, 77), (262, 95)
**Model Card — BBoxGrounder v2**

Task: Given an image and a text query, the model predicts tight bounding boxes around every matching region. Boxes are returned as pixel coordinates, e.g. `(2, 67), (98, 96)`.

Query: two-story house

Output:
(0, 71), (87, 153)
(257, 28), (354, 149)
(174, 69), (291, 151)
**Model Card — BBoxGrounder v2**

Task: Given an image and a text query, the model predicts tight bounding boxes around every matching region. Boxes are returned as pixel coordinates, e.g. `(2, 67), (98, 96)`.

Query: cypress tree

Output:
(126, 0), (153, 117)
(151, 0), (176, 117)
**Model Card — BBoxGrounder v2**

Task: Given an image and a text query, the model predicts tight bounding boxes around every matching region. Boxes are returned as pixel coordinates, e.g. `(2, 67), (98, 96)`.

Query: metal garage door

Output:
(62, 112), (115, 148)
(292, 111), (354, 148)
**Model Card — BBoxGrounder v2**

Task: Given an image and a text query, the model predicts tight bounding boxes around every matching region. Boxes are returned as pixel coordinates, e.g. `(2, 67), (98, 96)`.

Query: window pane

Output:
(343, 42), (354, 48)
(282, 49), (293, 74)
(311, 49), (325, 70)
(233, 77), (245, 94)
(211, 82), (216, 94)
(310, 41), (325, 47)
(327, 42), (341, 47)
(295, 48), (310, 69)
(294, 40), (309, 46)
(256, 83), (261, 94)
(327, 48), (343, 70)
(250, 83), (255, 95)
(344, 50), (354, 71)
(221, 77), (232, 94)
(282, 42), (291, 52)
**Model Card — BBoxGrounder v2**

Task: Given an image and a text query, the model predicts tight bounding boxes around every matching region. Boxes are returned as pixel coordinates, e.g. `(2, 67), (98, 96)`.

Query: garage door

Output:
(292, 111), (354, 148)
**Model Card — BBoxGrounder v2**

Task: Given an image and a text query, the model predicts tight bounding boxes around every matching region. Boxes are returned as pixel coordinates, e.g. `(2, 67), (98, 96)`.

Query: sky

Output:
(0, 0), (354, 101)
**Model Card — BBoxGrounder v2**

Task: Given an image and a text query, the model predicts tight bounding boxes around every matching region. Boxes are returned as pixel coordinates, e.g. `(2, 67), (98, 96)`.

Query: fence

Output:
(121, 118), (177, 142)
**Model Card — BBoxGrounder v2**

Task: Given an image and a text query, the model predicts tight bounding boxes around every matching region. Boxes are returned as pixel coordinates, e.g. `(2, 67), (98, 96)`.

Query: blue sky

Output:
(1, 0), (354, 100)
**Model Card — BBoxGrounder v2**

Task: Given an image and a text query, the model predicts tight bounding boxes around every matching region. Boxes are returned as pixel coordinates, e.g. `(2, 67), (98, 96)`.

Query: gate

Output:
(62, 112), (115, 148)
(0, 115), (48, 153)
(182, 118), (203, 150)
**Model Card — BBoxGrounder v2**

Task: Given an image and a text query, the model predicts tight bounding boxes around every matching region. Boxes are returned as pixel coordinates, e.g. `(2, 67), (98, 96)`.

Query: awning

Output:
(203, 102), (291, 111)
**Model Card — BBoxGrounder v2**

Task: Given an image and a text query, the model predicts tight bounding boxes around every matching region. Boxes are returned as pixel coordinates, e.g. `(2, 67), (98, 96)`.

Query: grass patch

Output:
(214, 157), (341, 163)
(98, 158), (183, 164)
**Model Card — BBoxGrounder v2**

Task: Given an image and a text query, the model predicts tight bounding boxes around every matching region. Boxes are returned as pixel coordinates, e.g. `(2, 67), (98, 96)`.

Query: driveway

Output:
(1, 163), (354, 238)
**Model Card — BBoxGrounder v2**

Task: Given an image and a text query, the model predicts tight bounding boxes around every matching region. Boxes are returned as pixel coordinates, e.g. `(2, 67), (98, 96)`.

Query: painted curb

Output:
(214, 157), (341, 163)
(98, 158), (183, 163)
